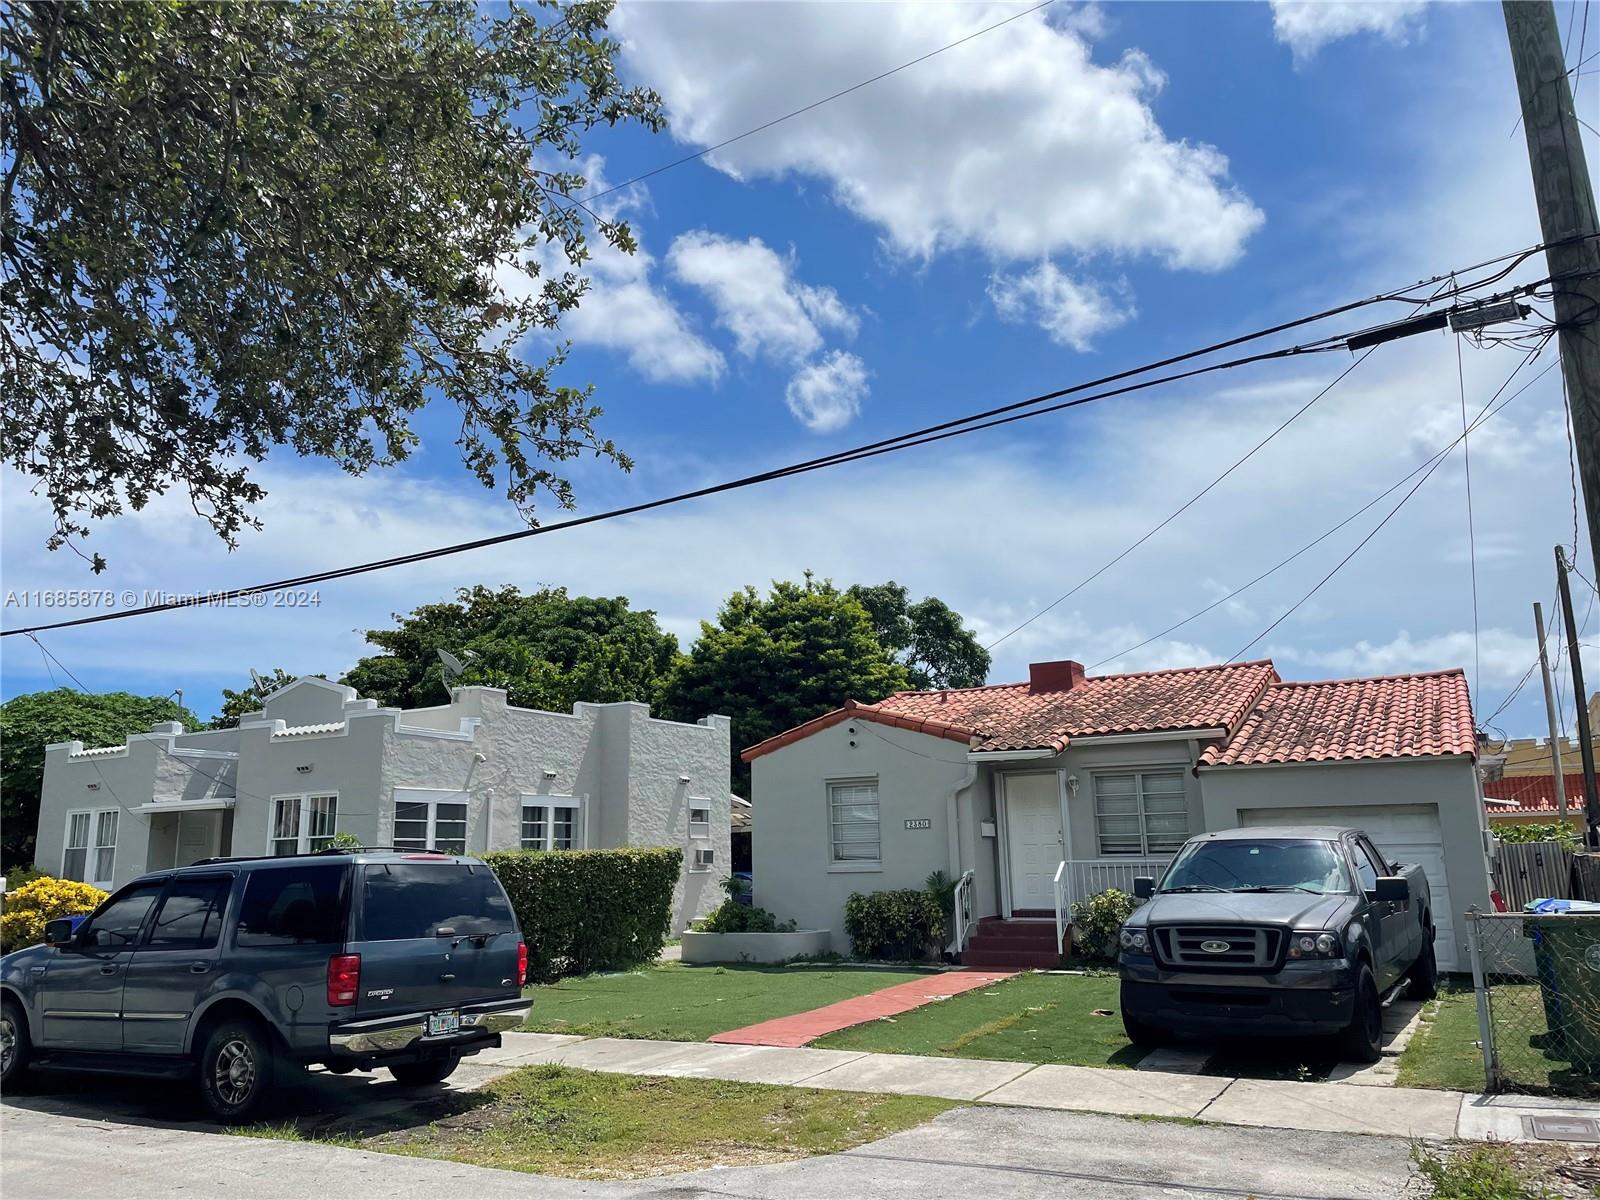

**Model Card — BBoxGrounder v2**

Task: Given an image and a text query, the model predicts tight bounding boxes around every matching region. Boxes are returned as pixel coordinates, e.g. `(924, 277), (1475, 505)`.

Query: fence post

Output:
(1466, 907), (1501, 1092)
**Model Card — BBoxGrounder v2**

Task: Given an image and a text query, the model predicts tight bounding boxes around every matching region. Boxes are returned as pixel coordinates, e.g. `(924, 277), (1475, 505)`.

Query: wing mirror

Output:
(44, 917), (79, 946)
(1133, 876), (1155, 900)
(1371, 876), (1408, 904)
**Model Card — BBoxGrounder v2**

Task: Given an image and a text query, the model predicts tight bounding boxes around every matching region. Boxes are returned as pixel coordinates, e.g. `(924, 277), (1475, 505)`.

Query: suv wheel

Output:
(1, 998), (31, 1089)
(199, 1019), (276, 1123)
(1340, 964), (1384, 1064)
(1122, 1012), (1169, 1051)
(389, 1056), (459, 1087)
(1406, 933), (1438, 1001)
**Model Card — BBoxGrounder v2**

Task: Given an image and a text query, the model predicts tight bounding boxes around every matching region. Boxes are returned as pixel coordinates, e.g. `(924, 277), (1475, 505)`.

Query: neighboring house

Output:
(747, 658), (1492, 972)
(1482, 773), (1589, 830)
(35, 677), (731, 928)
(1478, 691), (1600, 779)
(731, 795), (752, 874)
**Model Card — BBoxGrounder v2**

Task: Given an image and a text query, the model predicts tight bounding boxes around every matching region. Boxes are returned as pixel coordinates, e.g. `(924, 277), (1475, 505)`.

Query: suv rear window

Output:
(235, 864), (346, 947)
(359, 863), (514, 941)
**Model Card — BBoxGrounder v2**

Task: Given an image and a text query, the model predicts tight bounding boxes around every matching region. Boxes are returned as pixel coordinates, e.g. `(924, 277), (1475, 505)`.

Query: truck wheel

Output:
(1406, 934), (1438, 1001)
(1340, 964), (1384, 1064)
(198, 1018), (276, 1124)
(389, 1056), (458, 1086)
(1, 997), (32, 1090)
(1122, 1012), (1170, 1051)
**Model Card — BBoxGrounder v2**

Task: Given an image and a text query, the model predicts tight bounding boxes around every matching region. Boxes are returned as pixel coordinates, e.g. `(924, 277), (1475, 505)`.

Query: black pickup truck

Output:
(1117, 826), (1437, 1062)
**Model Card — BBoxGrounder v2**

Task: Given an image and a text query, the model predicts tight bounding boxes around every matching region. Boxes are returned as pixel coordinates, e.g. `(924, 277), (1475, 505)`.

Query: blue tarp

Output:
(1526, 898), (1600, 914)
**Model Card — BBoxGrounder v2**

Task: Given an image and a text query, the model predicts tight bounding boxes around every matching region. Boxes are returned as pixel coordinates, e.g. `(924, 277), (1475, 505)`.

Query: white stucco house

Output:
(746, 658), (1492, 972)
(34, 676), (732, 927)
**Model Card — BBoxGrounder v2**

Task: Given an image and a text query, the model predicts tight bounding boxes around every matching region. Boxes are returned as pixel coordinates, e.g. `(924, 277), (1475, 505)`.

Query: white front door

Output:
(1006, 773), (1063, 914)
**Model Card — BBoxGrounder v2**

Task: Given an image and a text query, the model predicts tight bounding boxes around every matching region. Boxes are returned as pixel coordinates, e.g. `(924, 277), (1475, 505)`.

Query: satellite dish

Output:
(438, 649), (467, 683)
(249, 669), (267, 691)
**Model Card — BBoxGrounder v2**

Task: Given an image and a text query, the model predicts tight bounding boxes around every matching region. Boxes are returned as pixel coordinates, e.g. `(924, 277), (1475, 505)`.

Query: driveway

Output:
(2, 1067), (1420, 1200)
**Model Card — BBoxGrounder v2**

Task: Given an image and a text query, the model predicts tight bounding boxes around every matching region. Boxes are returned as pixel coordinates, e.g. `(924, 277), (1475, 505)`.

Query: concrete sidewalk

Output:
(480, 1031), (1600, 1144)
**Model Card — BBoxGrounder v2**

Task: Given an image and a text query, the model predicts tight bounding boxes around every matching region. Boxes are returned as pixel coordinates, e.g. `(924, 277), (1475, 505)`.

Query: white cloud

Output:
(1270, 1), (1430, 59)
(613, 3), (1263, 270)
(987, 262), (1134, 350)
(1276, 628), (1537, 687)
(784, 351), (871, 433)
(668, 231), (857, 363)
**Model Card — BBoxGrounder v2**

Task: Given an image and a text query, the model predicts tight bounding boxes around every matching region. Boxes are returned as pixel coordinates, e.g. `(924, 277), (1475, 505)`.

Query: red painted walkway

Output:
(708, 969), (1018, 1048)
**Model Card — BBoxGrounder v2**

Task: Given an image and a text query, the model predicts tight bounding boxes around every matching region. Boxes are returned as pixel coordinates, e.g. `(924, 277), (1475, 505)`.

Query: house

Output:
(746, 658), (1492, 972)
(1482, 773), (1590, 830)
(34, 676), (732, 927)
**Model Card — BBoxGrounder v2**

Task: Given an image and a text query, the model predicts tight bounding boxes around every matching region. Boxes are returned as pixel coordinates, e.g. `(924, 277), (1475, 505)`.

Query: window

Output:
(1093, 770), (1190, 855)
(147, 876), (232, 950)
(359, 863), (513, 940)
(1353, 840), (1384, 893)
(269, 793), (339, 856)
(63, 809), (118, 887)
(518, 795), (579, 851)
(829, 780), (880, 863)
(394, 795), (468, 853)
(692, 846), (715, 871)
(77, 882), (163, 948)
(688, 802), (711, 839)
(235, 864), (346, 947)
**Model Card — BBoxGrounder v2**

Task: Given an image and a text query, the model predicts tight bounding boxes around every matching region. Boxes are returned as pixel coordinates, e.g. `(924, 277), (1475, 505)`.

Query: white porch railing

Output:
(949, 869), (976, 956)
(1059, 858), (1171, 911)
(1053, 862), (1069, 959)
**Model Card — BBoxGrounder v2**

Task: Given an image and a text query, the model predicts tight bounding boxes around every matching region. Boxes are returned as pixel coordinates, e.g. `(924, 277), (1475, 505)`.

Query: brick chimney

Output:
(1029, 659), (1086, 694)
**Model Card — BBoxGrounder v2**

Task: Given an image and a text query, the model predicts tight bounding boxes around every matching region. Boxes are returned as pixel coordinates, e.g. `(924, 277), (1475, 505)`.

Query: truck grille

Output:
(1154, 926), (1283, 969)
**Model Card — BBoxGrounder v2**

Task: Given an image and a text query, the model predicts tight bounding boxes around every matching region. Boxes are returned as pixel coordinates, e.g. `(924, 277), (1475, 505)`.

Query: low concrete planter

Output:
(680, 929), (832, 964)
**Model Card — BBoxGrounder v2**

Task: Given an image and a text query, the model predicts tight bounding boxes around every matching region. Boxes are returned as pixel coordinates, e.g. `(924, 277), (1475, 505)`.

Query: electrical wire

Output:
(1225, 338), (1552, 664)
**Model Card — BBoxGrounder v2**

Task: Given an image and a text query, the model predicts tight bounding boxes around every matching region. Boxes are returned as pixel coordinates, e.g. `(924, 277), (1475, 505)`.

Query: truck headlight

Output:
(1119, 927), (1149, 952)
(1286, 931), (1340, 959)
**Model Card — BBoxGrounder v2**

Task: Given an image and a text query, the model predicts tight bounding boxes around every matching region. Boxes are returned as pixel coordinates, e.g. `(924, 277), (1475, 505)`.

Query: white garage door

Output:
(1238, 804), (1457, 973)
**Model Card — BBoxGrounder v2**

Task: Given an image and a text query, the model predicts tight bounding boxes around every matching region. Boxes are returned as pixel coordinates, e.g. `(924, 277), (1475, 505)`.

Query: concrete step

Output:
(972, 921), (1062, 941)
(960, 947), (1063, 969)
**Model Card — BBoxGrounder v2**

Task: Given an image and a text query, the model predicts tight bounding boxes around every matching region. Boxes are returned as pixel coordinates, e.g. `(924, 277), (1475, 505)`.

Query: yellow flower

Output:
(1, 876), (107, 953)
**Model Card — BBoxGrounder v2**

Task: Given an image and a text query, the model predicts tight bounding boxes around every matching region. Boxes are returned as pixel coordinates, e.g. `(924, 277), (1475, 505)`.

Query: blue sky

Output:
(3, 0), (1596, 743)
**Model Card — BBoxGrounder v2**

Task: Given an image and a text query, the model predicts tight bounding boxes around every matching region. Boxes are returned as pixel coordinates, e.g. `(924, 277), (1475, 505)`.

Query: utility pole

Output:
(1556, 546), (1600, 845)
(1504, 2), (1600, 577)
(1534, 601), (1569, 820)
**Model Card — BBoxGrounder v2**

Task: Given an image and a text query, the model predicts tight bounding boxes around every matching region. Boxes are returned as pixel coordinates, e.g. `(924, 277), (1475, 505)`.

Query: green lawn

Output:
(1400, 981), (1600, 1097)
(248, 1065), (953, 1180)
(814, 971), (1144, 1067)
(525, 963), (936, 1041)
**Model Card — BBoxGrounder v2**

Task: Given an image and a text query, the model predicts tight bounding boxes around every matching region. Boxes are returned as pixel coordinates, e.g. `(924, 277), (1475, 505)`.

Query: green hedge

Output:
(485, 847), (682, 982)
(843, 888), (945, 960)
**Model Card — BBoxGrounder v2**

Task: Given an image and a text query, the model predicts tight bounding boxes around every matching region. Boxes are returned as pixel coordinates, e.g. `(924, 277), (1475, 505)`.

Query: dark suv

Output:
(0, 850), (530, 1121)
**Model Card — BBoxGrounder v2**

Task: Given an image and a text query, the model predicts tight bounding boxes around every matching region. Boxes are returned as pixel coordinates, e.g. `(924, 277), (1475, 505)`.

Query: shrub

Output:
(1, 875), (106, 953)
(925, 869), (956, 929)
(844, 889), (945, 960)
(1, 864), (48, 892)
(692, 875), (795, 933)
(485, 847), (682, 983)
(1070, 888), (1135, 963)
(1492, 820), (1581, 849)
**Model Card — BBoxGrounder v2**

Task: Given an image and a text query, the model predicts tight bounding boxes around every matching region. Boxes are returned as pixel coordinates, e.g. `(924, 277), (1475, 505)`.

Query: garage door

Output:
(1238, 804), (1457, 973)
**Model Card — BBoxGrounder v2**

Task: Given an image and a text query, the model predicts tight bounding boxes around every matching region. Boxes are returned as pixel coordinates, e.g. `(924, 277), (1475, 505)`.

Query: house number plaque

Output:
(904, 818), (933, 830)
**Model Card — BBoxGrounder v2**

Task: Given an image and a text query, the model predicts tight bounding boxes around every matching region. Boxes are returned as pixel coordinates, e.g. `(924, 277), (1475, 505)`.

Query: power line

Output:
(581, 1), (1057, 204)
(1226, 338), (1552, 664)
(1, 245), (1583, 641)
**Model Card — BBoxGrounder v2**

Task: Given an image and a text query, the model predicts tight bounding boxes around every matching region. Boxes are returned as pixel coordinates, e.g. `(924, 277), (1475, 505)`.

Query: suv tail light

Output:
(517, 942), (528, 988)
(328, 953), (361, 1006)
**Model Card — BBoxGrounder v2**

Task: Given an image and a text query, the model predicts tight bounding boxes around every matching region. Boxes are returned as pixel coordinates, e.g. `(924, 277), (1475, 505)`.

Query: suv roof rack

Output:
(188, 845), (455, 867)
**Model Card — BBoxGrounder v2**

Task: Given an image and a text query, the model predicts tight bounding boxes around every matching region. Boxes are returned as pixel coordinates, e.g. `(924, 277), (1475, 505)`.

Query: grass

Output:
(1398, 981), (1600, 1097)
(1410, 1143), (1562, 1199)
(813, 971), (1145, 1067)
(246, 1064), (953, 1180)
(525, 962), (936, 1041)
(1398, 984), (1491, 1092)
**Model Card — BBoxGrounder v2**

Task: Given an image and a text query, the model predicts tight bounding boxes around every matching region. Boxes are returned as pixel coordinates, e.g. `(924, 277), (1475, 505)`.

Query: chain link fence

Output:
(1467, 909), (1600, 1097)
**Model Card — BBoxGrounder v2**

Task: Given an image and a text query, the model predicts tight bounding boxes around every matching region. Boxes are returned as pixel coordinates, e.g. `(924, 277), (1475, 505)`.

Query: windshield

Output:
(1158, 839), (1350, 895)
(359, 863), (514, 940)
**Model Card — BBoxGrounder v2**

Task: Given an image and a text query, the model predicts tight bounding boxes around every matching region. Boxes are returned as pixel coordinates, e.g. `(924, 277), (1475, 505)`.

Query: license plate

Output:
(427, 1010), (460, 1037)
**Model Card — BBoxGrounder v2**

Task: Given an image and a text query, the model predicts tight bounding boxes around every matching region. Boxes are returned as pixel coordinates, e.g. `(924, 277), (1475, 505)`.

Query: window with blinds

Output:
(829, 780), (880, 863)
(1093, 770), (1189, 855)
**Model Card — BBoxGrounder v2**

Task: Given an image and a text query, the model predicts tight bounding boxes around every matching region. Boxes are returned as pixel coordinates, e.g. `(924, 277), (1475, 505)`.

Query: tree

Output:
(1, 1), (663, 567)
(342, 585), (681, 712)
(846, 581), (990, 690)
(0, 689), (201, 868)
(211, 667), (299, 729)
(659, 576), (914, 793)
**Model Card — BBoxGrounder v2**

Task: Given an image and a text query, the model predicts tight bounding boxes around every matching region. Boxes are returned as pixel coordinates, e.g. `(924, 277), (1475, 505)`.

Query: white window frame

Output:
(828, 778), (881, 867)
(392, 789), (470, 853)
(1091, 768), (1190, 856)
(267, 792), (340, 856)
(517, 793), (581, 852)
(63, 808), (118, 889)
(687, 798), (712, 840)
(692, 846), (715, 872)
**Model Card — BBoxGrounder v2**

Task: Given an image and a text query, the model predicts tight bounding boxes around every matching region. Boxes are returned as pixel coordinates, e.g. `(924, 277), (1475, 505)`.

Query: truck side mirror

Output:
(1133, 876), (1155, 900)
(44, 917), (78, 946)
(1371, 876), (1407, 904)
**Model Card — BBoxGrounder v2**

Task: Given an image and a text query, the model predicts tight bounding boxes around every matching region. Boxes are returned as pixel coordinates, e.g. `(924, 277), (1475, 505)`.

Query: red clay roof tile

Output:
(1482, 773), (1588, 812)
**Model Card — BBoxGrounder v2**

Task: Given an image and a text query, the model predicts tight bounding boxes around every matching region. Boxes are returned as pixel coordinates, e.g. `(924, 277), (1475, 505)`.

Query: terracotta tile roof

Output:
(740, 699), (978, 763)
(1199, 669), (1476, 768)
(1482, 774), (1589, 813)
(742, 660), (1277, 761)
(875, 661), (1279, 754)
